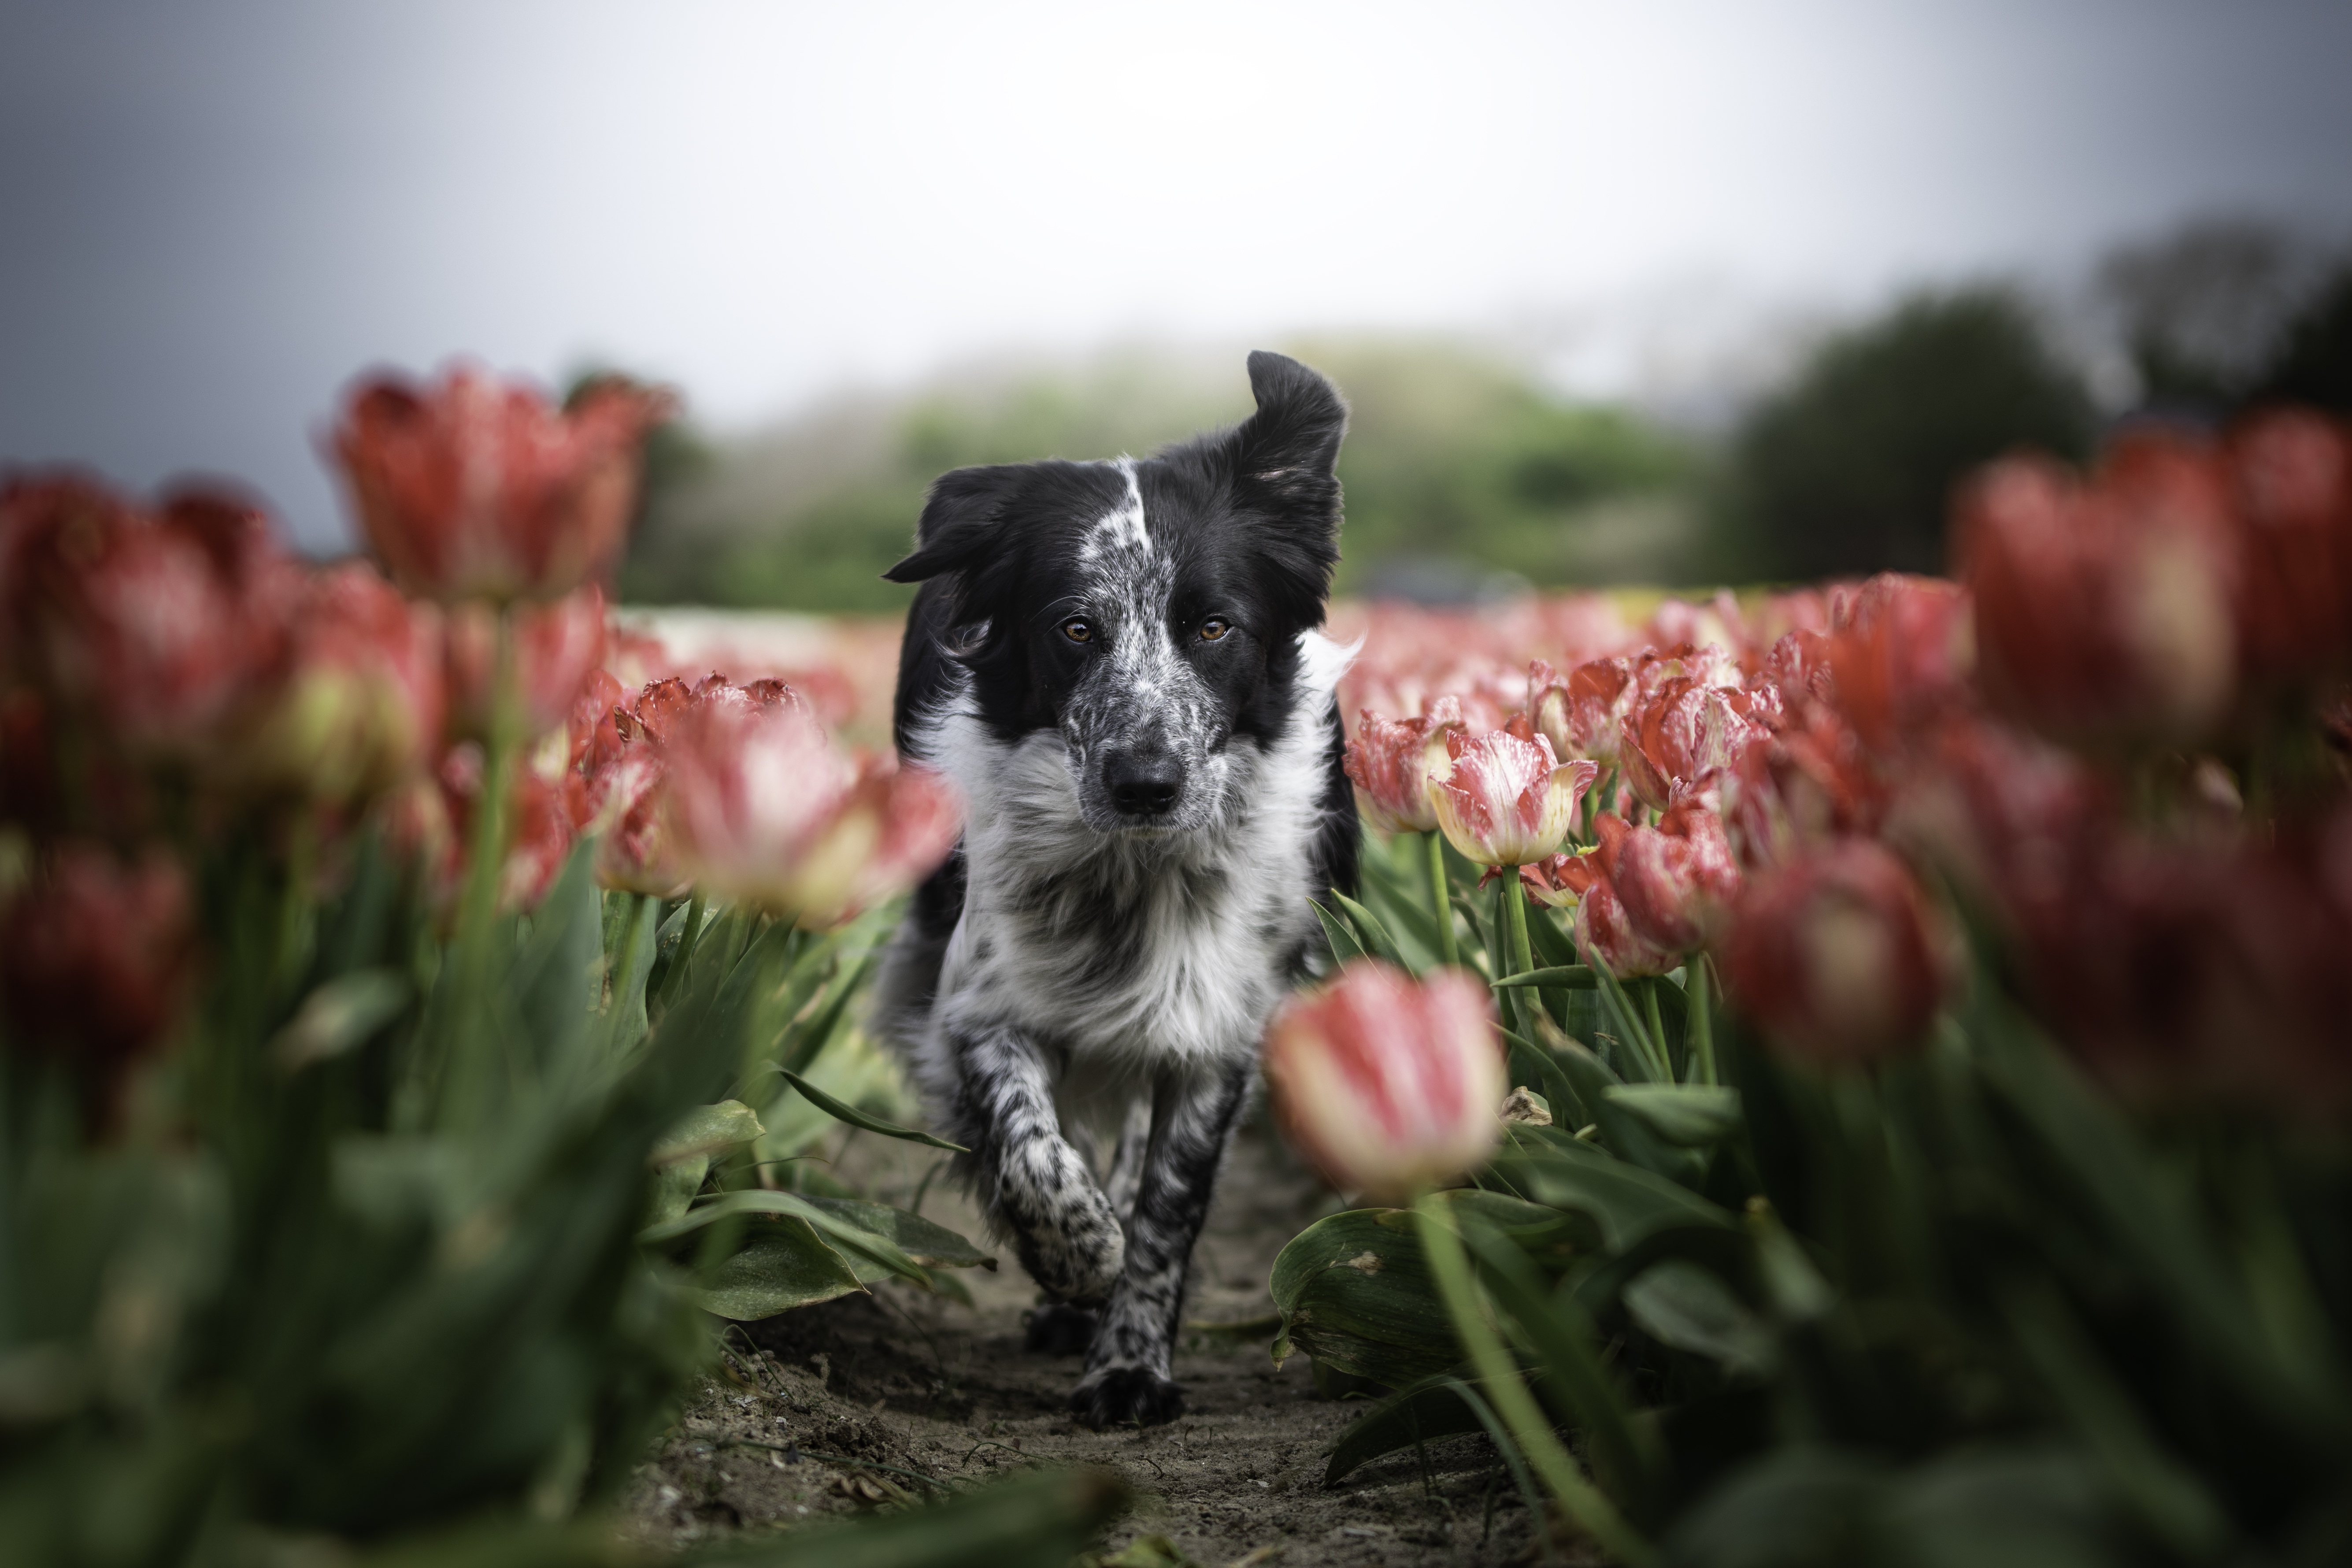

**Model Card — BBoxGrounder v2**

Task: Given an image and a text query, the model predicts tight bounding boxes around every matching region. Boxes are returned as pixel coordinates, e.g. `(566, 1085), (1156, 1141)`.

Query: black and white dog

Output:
(874, 351), (1358, 1427)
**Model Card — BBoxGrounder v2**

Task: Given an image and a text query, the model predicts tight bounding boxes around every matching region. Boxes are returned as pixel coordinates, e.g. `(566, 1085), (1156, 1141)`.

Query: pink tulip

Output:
(1263, 960), (1505, 1203)
(1342, 697), (1465, 834)
(1610, 803), (1744, 954)
(1429, 728), (1597, 867)
(662, 687), (960, 926)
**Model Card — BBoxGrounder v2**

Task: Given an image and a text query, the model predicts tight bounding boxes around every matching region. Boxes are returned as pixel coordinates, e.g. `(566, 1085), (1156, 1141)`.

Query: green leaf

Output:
(792, 1194), (994, 1272)
(651, 1101), (766, 1167)
(691, 1218), (869, 1319)
(642, 1188), (934, 1287)
(776, 1066), (967, 1152)
(1492, 1135), (1736, 1253)
(1492, 964), (1597, 990)
(1602, 1084), (1743, 1147)
(1311, 898), (1369, 968)
(274, 968), (412, 1070)
(1333, 891), (1407, 969)
(1622, 1259), (1778, 1377)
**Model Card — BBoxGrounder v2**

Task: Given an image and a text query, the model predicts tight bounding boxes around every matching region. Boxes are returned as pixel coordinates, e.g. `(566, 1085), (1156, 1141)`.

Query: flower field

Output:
(4, 357), (2351, 1565)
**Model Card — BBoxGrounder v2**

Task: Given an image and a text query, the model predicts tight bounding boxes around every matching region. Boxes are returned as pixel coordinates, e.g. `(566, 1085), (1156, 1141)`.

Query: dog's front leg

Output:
(955, 1023), (1126, 1306)
(1070, 1059), (1251, 1427)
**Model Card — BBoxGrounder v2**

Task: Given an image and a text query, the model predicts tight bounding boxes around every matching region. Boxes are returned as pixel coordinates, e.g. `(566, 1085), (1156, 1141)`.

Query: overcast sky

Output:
(4, 0), (2350, 549)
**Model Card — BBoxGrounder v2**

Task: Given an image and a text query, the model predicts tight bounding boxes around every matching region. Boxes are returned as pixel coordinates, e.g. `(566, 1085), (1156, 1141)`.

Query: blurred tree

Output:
(2099, 217), (2326, 413)
(1714, 288), (2096, 580)
(2253, 262), (2352, 414)
(619, 340), (1703, 611)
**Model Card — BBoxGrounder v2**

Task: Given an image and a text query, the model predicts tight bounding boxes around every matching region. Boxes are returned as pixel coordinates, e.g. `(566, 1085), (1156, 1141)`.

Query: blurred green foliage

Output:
(620, 341), (1703, 612)
(1709, 288), (2098, 582)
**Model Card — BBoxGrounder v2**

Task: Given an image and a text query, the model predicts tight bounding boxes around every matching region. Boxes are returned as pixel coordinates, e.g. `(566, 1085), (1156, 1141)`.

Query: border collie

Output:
(874, 351), (1358, 1427)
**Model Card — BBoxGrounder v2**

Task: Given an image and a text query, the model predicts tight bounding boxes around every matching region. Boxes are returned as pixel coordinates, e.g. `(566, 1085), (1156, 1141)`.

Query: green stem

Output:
(1643, 981), (1670, 1080)
(1689, 955), (1718, 1087)
(1415, 1195), (1656, 1568)
(1426, 830), (1459, 968)
(1504, 869), (1540, 1039)
(454, 608), (522, 955)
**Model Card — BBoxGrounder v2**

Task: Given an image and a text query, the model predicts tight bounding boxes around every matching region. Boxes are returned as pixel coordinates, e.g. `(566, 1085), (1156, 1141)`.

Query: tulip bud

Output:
(444, 586), (609, 742)
(1429, 728), (1597, 867)
(1263, 960), (1505, 1203)
(1721, 841), (1953, 1065)
(1526, 657), (1633, 766)
(1343, 698), (1465, 834)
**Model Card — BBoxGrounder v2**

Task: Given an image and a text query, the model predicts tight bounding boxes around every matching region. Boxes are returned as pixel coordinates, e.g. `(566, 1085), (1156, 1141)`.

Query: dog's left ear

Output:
(1226, 351), (1347, 613)
(1230, 351), (1347, 523)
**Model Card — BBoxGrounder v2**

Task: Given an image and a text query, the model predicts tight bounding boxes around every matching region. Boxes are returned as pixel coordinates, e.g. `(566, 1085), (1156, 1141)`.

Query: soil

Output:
(620, 1116), (1600, 1566)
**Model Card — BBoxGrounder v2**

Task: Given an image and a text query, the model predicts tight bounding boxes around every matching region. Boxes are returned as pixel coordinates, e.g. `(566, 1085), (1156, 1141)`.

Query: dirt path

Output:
(622, 1116), (1580, 1565)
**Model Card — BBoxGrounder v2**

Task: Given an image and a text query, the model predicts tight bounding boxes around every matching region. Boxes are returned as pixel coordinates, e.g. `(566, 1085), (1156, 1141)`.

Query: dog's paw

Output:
(1022, 1302), (1099, 1356)
(1070, 1365), (1185, 1428)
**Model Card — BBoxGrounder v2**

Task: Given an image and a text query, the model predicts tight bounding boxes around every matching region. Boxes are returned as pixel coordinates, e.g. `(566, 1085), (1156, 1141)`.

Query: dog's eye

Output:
(1198, 618), (1230, 643)
(1060, 618), (1094, 644)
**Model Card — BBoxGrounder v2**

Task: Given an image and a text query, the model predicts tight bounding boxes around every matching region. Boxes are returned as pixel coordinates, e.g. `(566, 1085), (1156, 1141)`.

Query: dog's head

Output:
(886, 351), (1346, 834)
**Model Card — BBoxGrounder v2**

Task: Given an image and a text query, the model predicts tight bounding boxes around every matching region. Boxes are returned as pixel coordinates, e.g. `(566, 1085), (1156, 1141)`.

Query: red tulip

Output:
(2225, 409), (2352, 685)
(1609, 802), (1744, 953)
(1720, 841), (1953, 1065)
(1430, 728), (1598, 867)
(0, 475), (296, 758)
(1519, 849), (1599, 911)
(1619, 677), (1772, 812)
(565, 674), (688, 897)
(1825, 574), (1974, 752)
(0, 841), (194, 1121)
(1263, 960), (1505, 1202)
(1343, 697), (1466, 834)
(237, 561), (444, 805)
(417, 741), (579, 915)
(662, 686), (960, 926)
(1574, 871), (1682, 979)
(331, 363), (673, 603)
(1957, 443), (2238, 748)
(444, 585), (609, 742)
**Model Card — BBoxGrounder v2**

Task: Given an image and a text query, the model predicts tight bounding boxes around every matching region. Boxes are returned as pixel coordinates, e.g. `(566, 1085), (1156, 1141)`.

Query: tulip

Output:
(0, 841), (194, 1124)
(1720, 841), (1952, 1065)
(1343, 697), (1466, 834)
(2225, 409), (2352, 685)
(1825, 574), (1975, 753)
(1263, 960), (1505, 1203)
(1618, 678), (1771, 813)
(1526, 657), (1633, 766)
(1957, 445), (2237, 748)
(0, 476), (296, 759)
(331, 363), (674, 604)
(1610, 803), (1743, 954)
(662, 686), (960, 926)
(422, 742), (579, 915)
(1429, 728), (1598, 868)
(1570, 867), (1680, 979)
(236, 562), (443, 805)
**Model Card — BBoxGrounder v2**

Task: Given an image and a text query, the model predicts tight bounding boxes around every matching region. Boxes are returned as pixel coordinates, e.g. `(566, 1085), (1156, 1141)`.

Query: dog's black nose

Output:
(1105, 752), (1184, 816)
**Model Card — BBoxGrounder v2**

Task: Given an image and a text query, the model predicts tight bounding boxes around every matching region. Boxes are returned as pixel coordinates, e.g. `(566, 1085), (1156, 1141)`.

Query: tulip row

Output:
(0, 365), (1024, 1564)
(1262, 406), (2352, 1564)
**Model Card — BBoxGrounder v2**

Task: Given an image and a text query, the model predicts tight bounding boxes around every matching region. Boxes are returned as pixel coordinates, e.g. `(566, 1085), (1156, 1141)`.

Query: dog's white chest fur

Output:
(915, 630), (1350, 1074)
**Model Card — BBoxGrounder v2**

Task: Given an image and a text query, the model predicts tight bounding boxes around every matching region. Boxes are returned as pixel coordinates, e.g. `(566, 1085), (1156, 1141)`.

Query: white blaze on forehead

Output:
(1078, 457), (1151, 562)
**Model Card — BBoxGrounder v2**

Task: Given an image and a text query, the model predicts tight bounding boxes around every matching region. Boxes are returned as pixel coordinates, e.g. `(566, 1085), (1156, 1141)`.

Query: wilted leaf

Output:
(651, 1101), (765, 1167)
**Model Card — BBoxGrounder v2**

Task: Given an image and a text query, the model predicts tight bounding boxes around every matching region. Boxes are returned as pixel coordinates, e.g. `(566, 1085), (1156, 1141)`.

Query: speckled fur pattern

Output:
(871, 352), (1358, 1427)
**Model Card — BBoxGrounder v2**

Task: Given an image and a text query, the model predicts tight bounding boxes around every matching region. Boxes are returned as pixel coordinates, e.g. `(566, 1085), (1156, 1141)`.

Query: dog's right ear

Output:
(882, 465), (1024, 583)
